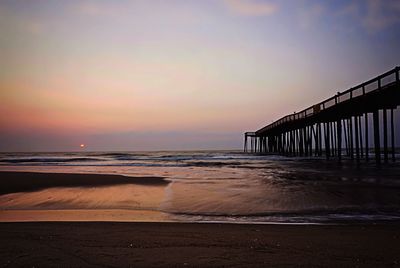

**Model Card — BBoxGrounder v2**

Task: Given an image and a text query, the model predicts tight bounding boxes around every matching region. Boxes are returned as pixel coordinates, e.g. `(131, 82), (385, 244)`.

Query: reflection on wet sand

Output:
(161, 177), (400, 217)
(0, 184), (166, 210)
(0, 172), (170, 222)
(0, 209), (169, 222)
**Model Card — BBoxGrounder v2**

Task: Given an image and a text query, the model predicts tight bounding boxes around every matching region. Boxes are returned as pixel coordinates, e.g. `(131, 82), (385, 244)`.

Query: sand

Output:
(0, 222), (399, 267)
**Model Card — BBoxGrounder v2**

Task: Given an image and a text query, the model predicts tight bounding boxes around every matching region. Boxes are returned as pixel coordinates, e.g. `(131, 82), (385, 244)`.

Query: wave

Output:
(169, 208), (400, 223)
(95, 153), (149, 159)
(0, 162), (189, 167)
(0, 157), (105, 163)
(188, 161), (243, 167)
(0, 160), (244, 168)
(169, 206), (400, 217)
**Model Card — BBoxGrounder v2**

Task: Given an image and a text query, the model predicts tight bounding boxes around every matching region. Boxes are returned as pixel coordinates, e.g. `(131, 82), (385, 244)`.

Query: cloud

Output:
(0, 6), (45, 36)
(362, 0), (400, 32)
(297, 4), (324, 30)
(223, 0), (278, 16)
(337, 0), (400, 33)
(295, 0), (400, 33)
(336, 1), (359, 17)
(25, 21), (45, 35)
(75, 1), (124, 17)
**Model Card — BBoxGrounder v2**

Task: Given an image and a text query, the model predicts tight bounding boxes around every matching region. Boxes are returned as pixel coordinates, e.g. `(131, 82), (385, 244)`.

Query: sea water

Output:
(1, 151), (400, 224)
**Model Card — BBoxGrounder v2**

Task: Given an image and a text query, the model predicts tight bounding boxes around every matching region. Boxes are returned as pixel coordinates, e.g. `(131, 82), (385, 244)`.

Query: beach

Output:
(1, 156), (400, 267)
(2, 0), (400, 266)
(1, 222), (399, 267)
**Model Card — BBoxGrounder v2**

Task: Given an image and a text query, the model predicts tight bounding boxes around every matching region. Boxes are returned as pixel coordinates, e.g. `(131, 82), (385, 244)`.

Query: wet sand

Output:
(1, 222), (399, 267)
(0, 172), (169, 220)
(0, 171), (168, 195)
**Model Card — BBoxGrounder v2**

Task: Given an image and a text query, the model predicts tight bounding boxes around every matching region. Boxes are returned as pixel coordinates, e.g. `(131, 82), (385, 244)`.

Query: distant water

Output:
(1, 151), (400, 224)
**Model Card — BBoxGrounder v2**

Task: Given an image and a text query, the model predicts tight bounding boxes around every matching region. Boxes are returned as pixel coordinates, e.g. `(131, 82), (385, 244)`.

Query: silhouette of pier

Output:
(244, 66), (400, 165)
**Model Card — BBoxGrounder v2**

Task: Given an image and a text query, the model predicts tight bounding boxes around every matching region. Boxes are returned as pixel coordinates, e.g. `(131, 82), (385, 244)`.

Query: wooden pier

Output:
(244, 66), (400, 165)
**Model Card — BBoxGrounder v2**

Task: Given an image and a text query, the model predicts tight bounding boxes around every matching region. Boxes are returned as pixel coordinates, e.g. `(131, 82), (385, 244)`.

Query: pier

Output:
(244, 66), (400, 165)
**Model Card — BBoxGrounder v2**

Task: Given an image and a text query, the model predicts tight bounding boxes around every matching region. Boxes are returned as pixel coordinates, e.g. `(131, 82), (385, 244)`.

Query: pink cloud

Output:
(75, 1), (124, 17)
(362, 0), (400, 32)
(336, 0), (400, 33)
(298, 4), (325, 30)
(223, 0), (278, 16)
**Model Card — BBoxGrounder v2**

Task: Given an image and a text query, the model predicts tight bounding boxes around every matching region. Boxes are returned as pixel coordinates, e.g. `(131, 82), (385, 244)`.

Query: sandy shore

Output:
(0, 222), (399, 267)
(1, 171), (400, 267)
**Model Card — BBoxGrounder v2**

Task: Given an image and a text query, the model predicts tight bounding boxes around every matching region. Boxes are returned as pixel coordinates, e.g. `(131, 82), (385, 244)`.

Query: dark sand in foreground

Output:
(1, 222), (399, 267)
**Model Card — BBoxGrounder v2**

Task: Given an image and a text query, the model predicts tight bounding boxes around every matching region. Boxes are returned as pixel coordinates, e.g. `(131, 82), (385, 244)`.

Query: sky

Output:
(1, 0), (400, 151)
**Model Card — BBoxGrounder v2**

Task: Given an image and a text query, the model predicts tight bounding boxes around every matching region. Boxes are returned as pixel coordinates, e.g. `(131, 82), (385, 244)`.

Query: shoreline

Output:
(1, 171), (400, 224)
(1, 221), (399, 267)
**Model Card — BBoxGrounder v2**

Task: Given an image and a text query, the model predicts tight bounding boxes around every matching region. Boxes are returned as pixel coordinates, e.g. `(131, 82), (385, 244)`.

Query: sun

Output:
(80, 144), (85, 148)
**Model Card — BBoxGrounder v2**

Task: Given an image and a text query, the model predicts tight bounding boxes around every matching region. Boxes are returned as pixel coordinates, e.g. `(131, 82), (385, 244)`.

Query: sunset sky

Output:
(1, 0), (400, 151)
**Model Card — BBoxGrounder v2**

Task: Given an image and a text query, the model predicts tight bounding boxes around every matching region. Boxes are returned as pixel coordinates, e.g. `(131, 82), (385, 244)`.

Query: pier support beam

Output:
(355, 116), (360, 163)
(365, 113), (369, 161)
(344, 121), (349, 156)
(373, 110), (381, 165)
(383, 109), (388, 163)
(325, 123), (330, 159)
(244, 135), (247, 152)
(337, 119), (342, 161)
(349, 118), (354, 160)
(331, 123), (334, 157)
(391, 109), (395, 162)
(359, 116), (363, 158)
(318, 123), (322, 156)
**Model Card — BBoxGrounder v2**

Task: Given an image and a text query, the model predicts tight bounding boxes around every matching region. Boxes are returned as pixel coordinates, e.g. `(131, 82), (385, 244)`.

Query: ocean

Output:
(1, 151), (400, 224)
